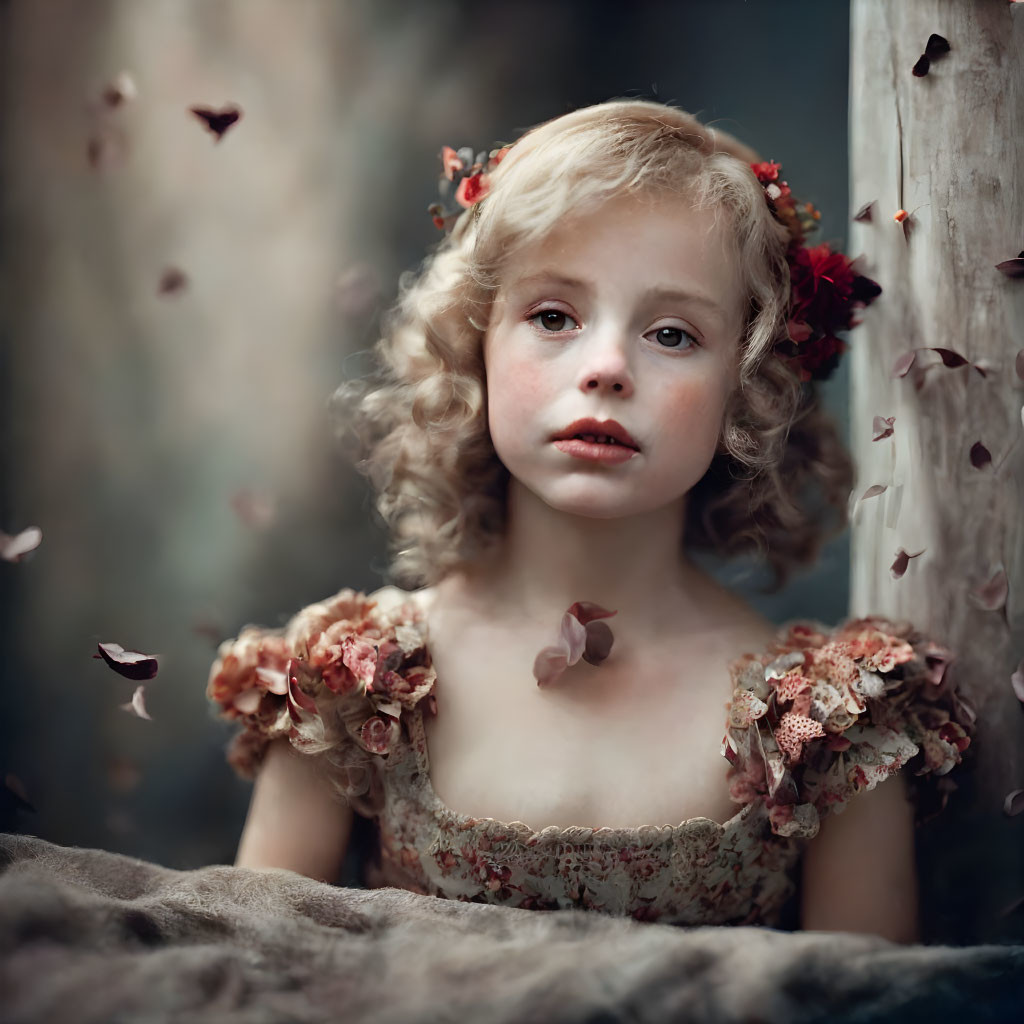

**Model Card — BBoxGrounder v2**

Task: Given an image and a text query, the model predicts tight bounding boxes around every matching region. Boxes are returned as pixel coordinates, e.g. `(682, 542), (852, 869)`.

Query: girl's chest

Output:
(418, 621), (759, 832)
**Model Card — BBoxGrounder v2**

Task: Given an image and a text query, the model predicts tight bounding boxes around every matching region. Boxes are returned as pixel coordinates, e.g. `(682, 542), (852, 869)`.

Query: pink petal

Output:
(861, 484), (887, 500)
(890, 548), (919, 580)
(892, 351), (916, 377)
(120, 685), (152, 720)
(559, 611), (587, 665)
(96, 642), (159, 681)
(968, 566), (1008, 612)
(533, 647), (569, 688)
(1, 526), (42, 562)
(1011, 660), (1024, 704)
(871, 416), (895, 441)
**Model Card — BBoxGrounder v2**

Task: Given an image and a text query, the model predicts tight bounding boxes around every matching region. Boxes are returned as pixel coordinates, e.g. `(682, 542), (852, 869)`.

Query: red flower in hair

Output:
(455, 171), (491, 208)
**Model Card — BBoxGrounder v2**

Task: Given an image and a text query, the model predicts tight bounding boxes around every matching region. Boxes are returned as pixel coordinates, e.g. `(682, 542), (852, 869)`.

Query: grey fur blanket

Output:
(1, 833), (1021, 1024)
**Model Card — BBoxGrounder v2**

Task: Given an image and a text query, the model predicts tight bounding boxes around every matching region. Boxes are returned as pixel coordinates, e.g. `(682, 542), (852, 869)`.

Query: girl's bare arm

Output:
(234, 736), (354, 884)
(800, 770), (919, 943)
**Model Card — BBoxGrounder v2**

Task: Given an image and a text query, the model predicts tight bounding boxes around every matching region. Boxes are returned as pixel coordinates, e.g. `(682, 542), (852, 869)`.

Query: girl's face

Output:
(482, 192), (745, 521)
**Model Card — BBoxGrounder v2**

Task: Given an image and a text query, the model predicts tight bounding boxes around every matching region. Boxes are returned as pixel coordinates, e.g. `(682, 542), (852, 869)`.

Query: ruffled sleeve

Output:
(205, 586), (436, 818)
(721, 615), (976, 839)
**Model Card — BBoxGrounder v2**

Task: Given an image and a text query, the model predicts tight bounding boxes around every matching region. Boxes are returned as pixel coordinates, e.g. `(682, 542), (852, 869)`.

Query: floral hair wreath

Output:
(429, 142), (882, 384)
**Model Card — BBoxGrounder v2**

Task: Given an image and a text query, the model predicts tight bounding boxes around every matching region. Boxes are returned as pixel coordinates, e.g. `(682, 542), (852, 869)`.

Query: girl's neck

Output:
(445, 480), (738, 642)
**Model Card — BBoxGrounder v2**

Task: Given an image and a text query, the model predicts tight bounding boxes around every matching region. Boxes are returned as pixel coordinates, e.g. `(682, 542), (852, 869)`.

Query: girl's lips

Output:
(552, 439), (638, 464)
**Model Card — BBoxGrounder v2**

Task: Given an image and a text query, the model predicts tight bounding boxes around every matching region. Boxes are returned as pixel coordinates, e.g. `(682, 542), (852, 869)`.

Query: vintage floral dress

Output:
(206, 586), (975, 927)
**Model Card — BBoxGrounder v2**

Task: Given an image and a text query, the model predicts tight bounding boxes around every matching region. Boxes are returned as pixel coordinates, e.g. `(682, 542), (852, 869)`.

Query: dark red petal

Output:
(930, 347), (969, 368)
(853, 201), (874, 223)
(567, 601), (617, 625)
(189, 104), (242, 141)
(158, 267), (188, 295)
(924, 34), (950, 60)
(97, 642), (159, 681)
(912, 54), (930, 77)
(582, 621), (614, 666)
(996, 257), (1024, 278)
(1015, 349), (1024, 381)
(969, 442), (992, 469)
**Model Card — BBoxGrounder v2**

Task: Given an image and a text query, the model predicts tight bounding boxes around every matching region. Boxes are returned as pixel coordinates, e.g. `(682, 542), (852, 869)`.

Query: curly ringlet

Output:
(330, 98), (853, 593)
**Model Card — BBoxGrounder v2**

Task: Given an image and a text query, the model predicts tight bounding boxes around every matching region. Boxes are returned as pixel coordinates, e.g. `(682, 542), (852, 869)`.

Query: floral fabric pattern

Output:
(208, 591), (974, 927)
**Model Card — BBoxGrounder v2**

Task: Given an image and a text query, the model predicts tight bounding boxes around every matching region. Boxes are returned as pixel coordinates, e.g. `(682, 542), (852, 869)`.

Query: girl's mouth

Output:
(551, 438), (638, 464)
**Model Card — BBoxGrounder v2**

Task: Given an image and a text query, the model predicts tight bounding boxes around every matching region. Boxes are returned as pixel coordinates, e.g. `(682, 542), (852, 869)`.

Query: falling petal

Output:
(559, 611), (588, 665)
(120, 685), (153, 720)
(158, 267), (188, 295)
(1011, 660), (1024, 704)
(893, 209), (909, 223)
(1016, 349), (1024, 381)
(566, 602), (617, 626)
(996, 255), (1024, 278)
(106, 758), (142, 792)
(968, 566), (1008, 611)
(892, 350), (917, 377)
(96, 642), (159, 680)
(335, 263), (380, 316)
(1004, 790), (1024, 817)
(1, 526), (42, 562)
(4, 774), (35, 812)
(230, 489), (276, 529)
(189, 104), (242, 142)
(912, 54), (930, 77)
(853, 201), (874, 223)
(890, 547), (925, 580)
(582, 620), (614, 666)
(969, 442), (992, 469)
(86, 127), (128, 171)
(924, 34), (950, 60)
(872, 416), (895, 441)
(534, 647), (569, 688)
(102, 71), (137, 107)
(930, 347), (969, 368)
(192, 617), (225, 645)
(861, 484), (888, 500)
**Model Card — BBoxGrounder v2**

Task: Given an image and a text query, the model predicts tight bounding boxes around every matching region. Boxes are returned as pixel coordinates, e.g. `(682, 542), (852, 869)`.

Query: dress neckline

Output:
(404, 698), (753, 844)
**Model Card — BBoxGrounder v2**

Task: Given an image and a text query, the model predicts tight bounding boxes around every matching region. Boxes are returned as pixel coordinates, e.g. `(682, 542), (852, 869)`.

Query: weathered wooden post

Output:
(849, 0), (1024, 942)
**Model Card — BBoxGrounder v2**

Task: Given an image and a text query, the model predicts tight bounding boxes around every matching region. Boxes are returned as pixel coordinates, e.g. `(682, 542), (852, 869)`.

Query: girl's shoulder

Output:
(722, 614), (976, 840)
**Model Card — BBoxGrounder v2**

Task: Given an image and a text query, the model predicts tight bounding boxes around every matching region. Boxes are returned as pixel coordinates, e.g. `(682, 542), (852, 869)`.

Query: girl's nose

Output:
(578, 333), (635, 398)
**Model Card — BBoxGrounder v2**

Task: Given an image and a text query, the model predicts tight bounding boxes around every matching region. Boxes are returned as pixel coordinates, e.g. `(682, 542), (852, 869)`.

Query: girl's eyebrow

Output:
(507, 270), (730, 324)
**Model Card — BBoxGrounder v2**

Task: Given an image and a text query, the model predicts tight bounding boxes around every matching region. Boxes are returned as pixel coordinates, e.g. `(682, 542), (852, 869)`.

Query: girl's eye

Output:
(526, 308), (700, 351)
(528, 309), (579, 333)
(648, 326), (699, 350)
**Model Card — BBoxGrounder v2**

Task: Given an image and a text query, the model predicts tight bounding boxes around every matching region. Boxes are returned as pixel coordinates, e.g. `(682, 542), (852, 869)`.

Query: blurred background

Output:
(1, 0), (859, 895)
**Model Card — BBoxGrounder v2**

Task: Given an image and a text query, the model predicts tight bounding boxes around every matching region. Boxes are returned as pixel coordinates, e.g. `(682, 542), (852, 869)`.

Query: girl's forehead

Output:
(499, 195), (736, 289)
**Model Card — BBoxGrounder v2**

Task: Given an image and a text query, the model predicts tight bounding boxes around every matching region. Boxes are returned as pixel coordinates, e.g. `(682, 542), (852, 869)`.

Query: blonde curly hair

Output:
(331, 98), (853, 593)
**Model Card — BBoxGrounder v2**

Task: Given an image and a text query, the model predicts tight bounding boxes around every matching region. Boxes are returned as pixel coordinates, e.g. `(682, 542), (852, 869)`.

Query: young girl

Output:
(206, 99), (973, 941)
